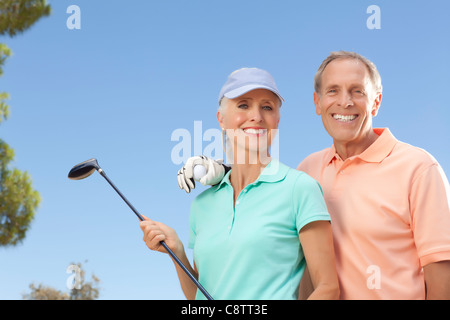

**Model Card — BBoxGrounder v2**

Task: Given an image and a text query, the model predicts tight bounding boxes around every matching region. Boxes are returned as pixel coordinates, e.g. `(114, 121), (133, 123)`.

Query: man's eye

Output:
(262, 106), (273, 111)
(238, 104), (248, 109)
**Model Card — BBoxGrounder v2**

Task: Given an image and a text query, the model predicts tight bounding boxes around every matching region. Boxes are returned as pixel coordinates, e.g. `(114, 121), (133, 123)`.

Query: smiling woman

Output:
(141, 67), (340, 300)
(218, 89), (280, 167)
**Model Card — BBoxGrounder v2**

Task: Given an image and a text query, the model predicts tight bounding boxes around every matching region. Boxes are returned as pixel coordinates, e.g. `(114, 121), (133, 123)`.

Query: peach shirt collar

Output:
(325, 128), (398, 165)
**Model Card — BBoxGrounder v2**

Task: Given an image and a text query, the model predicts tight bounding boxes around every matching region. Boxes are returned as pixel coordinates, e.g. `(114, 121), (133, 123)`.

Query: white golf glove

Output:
(177, 156), (227, 193)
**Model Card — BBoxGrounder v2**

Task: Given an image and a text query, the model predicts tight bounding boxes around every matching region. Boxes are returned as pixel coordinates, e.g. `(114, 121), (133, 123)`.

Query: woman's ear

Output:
(217, 111), (224, 129)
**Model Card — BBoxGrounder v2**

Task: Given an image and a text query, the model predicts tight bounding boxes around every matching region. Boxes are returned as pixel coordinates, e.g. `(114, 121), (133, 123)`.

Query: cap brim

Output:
(224, 84), (284, 102)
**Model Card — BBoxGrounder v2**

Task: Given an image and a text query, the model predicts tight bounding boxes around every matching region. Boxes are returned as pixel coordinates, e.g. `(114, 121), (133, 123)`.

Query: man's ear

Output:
(313, 91), (322, 115)
(372, 92), (382, 117)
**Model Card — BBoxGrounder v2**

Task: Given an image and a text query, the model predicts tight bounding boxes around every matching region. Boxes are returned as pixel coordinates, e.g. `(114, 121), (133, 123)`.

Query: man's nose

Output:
(337, 92), (354, 108)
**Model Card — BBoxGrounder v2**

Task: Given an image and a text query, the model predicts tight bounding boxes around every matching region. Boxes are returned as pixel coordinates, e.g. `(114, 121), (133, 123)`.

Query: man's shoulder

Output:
(393, 140), (439, 167)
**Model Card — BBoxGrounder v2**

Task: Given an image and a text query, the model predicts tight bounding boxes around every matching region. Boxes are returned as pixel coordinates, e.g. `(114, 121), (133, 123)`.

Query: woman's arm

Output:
(298, 220), (340, 299)
(140, 216), (198, 299)
(298, 265), (314, 299)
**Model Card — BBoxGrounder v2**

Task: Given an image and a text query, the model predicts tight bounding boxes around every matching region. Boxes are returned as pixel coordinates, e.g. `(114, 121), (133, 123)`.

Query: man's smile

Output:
(332, 113), (359, 122)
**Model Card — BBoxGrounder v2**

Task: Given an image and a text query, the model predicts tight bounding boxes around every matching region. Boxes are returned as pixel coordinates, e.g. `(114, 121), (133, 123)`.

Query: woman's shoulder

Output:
(281, 161), (320, 187)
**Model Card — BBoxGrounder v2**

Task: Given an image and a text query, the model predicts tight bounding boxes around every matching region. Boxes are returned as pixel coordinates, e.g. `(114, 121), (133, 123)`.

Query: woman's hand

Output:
(140, 215), (183, 256)
(139, 216), (198, 299)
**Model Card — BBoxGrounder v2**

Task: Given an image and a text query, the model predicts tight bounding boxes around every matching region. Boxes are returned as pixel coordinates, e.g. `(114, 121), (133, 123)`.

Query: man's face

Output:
(314, 58), (382, 149)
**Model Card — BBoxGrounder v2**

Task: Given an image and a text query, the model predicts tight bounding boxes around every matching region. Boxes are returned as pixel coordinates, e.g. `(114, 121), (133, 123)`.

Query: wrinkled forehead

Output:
(322, 58), (373, 87)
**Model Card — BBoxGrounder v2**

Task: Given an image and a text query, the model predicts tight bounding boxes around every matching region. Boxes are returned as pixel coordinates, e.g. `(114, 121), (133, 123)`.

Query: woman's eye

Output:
(237, 104), (248, 109)
(262, 105), (273, 110)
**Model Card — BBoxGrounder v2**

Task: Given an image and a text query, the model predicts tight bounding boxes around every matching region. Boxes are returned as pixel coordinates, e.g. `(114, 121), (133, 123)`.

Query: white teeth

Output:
(333, 114), (357, 122)
(243, 128), (266, 134)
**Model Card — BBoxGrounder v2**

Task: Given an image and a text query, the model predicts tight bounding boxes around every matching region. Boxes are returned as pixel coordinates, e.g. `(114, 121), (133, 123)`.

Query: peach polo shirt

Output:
(297, 128), (450, 299)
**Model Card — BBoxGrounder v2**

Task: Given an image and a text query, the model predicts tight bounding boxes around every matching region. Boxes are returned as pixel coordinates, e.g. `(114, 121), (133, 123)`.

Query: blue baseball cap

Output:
(218, 68), (284, 105)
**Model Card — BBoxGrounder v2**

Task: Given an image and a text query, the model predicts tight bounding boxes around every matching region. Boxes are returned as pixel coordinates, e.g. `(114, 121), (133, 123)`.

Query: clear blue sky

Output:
(0, 0), (449, 300)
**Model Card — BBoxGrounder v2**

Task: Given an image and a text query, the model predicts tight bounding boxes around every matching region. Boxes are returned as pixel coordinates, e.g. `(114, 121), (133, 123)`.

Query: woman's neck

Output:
(229, 156), (271, 204)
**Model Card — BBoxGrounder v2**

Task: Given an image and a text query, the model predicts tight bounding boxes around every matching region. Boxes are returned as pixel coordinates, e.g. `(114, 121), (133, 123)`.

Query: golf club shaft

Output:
(97, 169), (214, 300)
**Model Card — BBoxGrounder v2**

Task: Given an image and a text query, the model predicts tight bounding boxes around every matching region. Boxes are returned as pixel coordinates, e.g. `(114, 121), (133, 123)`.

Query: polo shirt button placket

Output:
(230, 194), (244, 233)
(338, 160), (352, 176)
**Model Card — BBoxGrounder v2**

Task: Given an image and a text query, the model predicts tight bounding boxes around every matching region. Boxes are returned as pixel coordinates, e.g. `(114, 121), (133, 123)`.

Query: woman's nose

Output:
(249, 107), (263, 122)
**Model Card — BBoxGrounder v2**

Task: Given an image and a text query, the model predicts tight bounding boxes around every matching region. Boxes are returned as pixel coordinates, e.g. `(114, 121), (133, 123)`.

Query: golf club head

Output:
(68, 158), (101, 180)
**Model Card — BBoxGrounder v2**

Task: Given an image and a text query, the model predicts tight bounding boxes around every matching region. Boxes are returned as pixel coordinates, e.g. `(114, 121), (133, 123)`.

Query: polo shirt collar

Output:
(213, 158), (289, 192)
(325, 128), (398, 164)
(359, 128), (398, 162)
(259, 158), (289, 182)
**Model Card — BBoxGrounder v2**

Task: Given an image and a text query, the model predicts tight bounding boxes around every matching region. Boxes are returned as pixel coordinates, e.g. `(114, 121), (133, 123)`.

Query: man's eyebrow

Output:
(324, 84), (339, 90)
(324, 83), (365, 90)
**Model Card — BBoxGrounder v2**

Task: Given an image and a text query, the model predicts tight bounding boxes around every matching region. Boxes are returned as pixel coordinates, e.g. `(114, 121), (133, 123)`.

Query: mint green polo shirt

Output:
(188, 159), (331, 300)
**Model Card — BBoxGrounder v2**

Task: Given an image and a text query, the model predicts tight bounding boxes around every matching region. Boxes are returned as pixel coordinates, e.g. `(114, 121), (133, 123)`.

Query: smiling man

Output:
(177, 52), (450, 300)
(312, 54), (382, 159)
(297, 51), (450, 299)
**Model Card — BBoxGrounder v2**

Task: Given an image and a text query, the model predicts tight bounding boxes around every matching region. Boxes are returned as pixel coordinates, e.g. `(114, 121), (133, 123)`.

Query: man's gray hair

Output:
(314, 51), (383, 95)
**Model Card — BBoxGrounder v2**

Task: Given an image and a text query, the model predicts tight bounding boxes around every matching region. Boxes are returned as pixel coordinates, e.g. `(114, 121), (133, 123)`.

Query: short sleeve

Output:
(292, 172), (331, 233)
(410, 163), (450, 266)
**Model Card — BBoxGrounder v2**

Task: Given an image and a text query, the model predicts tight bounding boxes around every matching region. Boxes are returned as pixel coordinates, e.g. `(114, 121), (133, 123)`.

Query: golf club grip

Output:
(160, 241), (214, 300)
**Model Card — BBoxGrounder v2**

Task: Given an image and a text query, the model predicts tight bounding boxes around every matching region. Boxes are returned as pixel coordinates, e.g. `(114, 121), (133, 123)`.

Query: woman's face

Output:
(217, 89), (281, 163)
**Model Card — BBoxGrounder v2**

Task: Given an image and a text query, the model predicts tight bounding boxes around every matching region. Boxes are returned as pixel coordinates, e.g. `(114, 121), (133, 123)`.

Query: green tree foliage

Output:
(23, 262), (101, 300)
(0, 0), (51, 37)
(0, 44), (11, 122)
(23, 283), (70, 300)
(0, 0), (50, 246)
(0, 140), (40, 246)
(0, 47), (40, 246)
(0, 43), (11, 75)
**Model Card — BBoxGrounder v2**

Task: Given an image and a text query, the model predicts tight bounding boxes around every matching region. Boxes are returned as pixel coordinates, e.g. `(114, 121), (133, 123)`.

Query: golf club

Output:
(68, 158), (213, 300)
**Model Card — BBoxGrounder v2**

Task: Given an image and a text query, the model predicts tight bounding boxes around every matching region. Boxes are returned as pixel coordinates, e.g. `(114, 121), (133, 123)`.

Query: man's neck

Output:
(334, 130), (380, 160)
